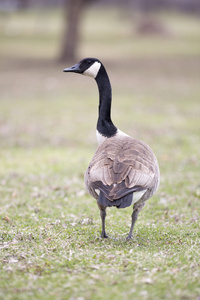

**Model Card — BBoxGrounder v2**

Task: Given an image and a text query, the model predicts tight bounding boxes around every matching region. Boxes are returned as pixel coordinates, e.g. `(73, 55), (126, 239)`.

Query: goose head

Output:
(63, 57), (102, 79)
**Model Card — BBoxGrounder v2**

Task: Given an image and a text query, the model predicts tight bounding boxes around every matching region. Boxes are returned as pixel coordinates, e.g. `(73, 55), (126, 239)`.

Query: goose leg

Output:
(100, 209), (108, 238)
(126, 209), (139, 240)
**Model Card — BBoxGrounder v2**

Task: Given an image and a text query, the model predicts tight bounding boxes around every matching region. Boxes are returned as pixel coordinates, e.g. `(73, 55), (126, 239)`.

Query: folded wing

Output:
(85, 136), (157, 201)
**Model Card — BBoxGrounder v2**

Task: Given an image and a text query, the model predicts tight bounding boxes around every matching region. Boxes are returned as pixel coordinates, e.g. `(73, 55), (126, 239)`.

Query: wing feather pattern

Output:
(85, 135), (159, 202)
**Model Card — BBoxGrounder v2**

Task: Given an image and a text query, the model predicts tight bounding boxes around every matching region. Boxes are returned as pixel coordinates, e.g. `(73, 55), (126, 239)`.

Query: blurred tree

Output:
(127, 0), (170, 36)
(59, 0), (96, 62)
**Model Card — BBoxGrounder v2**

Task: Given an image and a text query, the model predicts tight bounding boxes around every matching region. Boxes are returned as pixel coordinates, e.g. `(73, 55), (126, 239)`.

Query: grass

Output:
(0, 6), (200, 300)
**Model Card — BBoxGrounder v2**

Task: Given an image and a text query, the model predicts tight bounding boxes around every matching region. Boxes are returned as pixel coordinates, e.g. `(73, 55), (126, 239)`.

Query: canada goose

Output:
(63, 58), (160, 239)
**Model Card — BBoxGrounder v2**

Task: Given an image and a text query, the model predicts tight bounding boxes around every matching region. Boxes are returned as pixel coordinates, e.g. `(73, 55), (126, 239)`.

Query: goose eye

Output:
(86, 60), (91, 65)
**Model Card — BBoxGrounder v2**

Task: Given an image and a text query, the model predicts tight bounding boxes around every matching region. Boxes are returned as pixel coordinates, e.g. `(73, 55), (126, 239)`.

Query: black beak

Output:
(63, 62), (81, 73)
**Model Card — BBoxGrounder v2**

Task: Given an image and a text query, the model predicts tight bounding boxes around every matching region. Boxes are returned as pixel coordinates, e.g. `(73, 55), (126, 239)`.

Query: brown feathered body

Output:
(64, 57), (160, 238)
(85, 134), (160, 209)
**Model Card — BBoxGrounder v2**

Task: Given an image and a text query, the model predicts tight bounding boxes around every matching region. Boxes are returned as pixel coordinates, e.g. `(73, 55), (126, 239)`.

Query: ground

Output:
(0, 6), (200, 300)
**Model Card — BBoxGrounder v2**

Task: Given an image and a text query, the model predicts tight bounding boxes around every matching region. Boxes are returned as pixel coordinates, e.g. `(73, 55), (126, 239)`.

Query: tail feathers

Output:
(99, 191), (133, 209)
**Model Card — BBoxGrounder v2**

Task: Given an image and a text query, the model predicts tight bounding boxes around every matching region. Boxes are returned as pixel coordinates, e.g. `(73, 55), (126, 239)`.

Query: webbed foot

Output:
(101, 232), (109, 238)
(126, 234), (133, 240)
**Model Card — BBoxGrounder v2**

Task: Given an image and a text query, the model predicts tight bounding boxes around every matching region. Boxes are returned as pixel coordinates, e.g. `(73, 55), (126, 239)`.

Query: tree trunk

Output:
(59, 0), (85, 62)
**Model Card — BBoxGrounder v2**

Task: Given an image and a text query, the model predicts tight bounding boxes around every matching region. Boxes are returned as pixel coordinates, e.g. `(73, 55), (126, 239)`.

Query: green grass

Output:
(0, 6), (200, 300)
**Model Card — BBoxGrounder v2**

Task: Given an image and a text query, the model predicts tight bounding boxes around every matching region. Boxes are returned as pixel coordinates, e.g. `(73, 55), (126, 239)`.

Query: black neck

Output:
(95, 65), (117, 137)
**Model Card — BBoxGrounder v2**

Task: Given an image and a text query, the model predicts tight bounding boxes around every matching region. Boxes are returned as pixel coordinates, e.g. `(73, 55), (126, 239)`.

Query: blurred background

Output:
(0, 3), (200, 298)
(0, 0), (200, 156)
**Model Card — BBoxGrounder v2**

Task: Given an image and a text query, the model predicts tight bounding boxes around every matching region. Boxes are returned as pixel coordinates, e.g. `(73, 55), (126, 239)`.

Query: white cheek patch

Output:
(83, 62), (101, 78)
